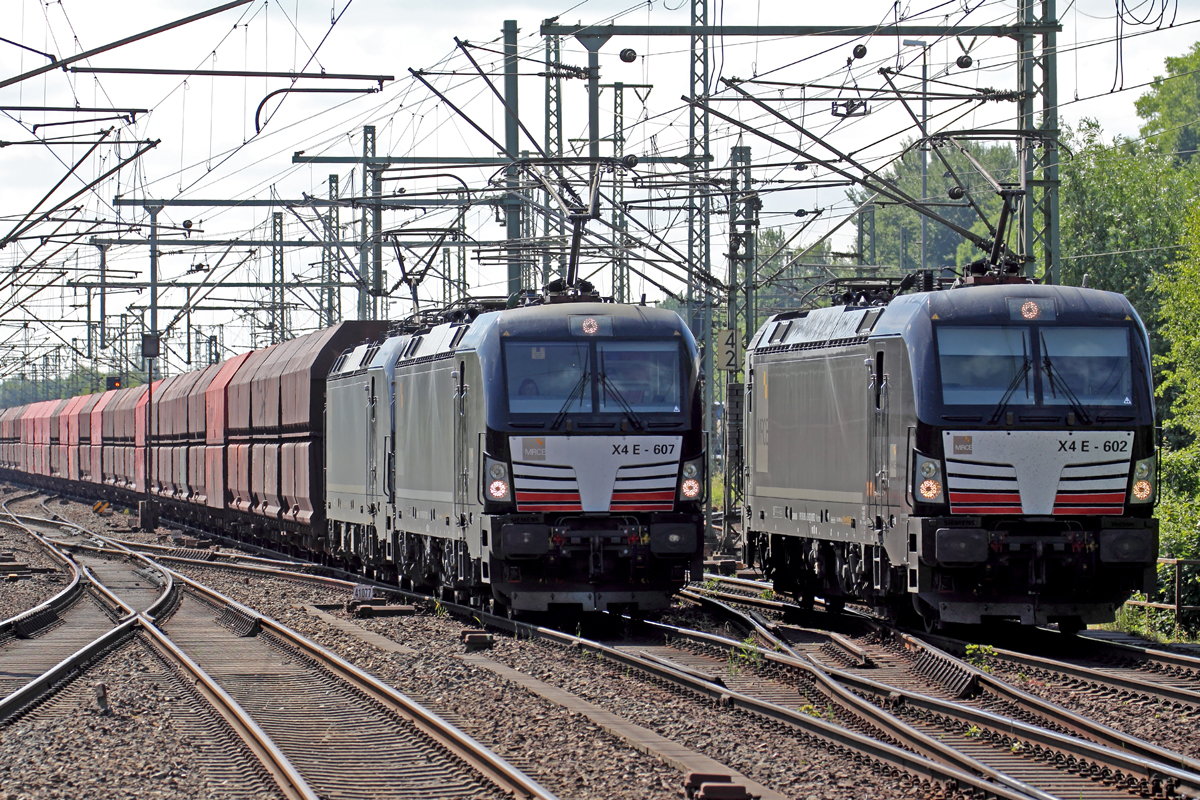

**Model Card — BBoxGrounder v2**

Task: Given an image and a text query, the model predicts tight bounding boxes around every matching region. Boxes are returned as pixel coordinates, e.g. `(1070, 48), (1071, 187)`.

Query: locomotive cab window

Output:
(504, 342), (591, 414)
(937, 327), (1032, 406)
(503, 338), (686, 421)
(1040, 328), (1131, 406)
(935, 324), (1136, 409)
(598, 341), (682, 413)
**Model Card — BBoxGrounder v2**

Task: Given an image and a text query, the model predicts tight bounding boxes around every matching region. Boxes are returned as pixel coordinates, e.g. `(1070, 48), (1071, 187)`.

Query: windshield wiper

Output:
(599, 351), (643, 431)
(1040, 332), (1092, 425)
(988, 358), (1032, 425)
(550, 370), (590, 431)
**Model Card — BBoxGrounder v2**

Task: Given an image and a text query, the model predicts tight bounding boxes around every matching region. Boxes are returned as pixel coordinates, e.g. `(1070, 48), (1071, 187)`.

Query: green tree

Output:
(1136, 201), (1200, 635)
(754, 226), (844, 315)
(1135, 41), (1200, 161)
(1058, 119), (1200, 362)
(847, 140), (1018, 271)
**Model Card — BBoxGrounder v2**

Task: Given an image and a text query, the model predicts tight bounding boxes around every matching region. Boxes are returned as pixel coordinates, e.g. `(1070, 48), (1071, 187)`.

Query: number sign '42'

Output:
(718, 328), (741, 372)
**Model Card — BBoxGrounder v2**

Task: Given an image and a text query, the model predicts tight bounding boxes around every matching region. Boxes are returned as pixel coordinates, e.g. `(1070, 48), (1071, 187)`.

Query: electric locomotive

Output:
(743, 276), (1157, 630)
(326, 288), (706, 615)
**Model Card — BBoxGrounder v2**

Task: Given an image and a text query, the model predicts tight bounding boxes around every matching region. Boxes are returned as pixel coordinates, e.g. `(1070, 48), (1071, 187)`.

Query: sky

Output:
(0, 0), (1197, 375)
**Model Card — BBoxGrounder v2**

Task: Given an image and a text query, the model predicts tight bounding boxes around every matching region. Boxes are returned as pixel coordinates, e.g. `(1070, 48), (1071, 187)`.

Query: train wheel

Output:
(826, 596), (845, 614)
(1056, 617), (1085, 635)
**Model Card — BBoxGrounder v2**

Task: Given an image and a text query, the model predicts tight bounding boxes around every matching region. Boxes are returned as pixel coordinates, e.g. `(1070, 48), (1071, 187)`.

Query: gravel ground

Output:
(14, 493), (152, 544)
(0, 636), (280, 800)
(14, 492), (951, 799)
(0, 514), (69, 623)
(983, 657), (1200, 758)
(475, 627), (920, 800)
(166, 564), (684, 800)
(652, 598), (751, 641)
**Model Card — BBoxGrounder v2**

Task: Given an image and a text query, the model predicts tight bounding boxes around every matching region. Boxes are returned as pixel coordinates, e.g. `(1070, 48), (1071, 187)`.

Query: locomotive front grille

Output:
(611, 461), (677, 511)
(946, 459), (1020, 514)
(512, 462), (581, 512)
(1052, 461), (1128, 515)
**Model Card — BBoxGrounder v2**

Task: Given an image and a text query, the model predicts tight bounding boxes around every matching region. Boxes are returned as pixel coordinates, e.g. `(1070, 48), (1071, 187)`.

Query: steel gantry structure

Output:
(543, 5), (1064, 549)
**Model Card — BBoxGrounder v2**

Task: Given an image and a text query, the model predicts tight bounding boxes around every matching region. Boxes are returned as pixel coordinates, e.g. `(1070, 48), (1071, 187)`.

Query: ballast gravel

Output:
(0, 520), (68, 623)
(166, 564), (684, 800)
(170, 564), (946, 800)
(984, 657), (1200, 758)
(14, 490), (952, 800)
(0, 637), (279, 800)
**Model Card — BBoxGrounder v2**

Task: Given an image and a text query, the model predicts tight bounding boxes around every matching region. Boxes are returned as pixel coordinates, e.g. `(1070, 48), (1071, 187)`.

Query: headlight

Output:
(678, 456), (705, 502)
(484, 455), (513, 503)
(912, 451), (945, 504)
(1130, 455), (1155, 504)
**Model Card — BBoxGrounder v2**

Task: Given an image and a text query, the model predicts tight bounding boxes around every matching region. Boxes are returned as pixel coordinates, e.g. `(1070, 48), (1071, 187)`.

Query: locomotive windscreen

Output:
(597, 341), (681, 413)
(504, 340), (683, 415)
(504, 341), (591, 414)
(1040, 328), (1132, 406)
(937, 327), (1032, 406)
(937, 325), (1134, 408)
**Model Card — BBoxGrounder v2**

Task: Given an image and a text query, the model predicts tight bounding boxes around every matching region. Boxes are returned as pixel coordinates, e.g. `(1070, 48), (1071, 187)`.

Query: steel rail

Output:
(642, 618), (1200, 798)
(1, 509), (323, 800)
(27, 505), (554, 800)
(25, 505), (1038, 798)
(24, 528), (1031, 799)
(890, 627), (1200, 772)
(684, 585), (868, 665)
(0, 517), (83, 637)
(33, 496), (1190, 796)
(14, 510), (548, 799)
(918, 629), (1200, 710)
(171, 571), (558, 800)
(137, 614), (318, 800)
(675, 592), (1059, 799)
(0, 616), (139, 722)
(490, 617), (1038, 799)
(1077, 633), (1200, 674)
(24, 510), (179, 622)
(682, 579), (1200, 791)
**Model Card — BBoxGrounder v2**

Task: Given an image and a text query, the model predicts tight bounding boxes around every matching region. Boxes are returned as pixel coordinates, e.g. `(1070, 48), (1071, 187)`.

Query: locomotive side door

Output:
(367, 375), (378, 510)
(867, 349), (889, 532)
(453, 359), (468, 530)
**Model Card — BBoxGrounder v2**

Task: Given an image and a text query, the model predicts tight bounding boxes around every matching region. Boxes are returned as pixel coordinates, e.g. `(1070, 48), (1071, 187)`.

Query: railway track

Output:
(681, 575), (1200, 799)
(699, 572), (1200, 723)
(23, 507), (1032, 799)
(924, 624), (1200, 709)
(1, 504), (556, 800)
(0, 513), (170, 699)
(22, 490), (1200, 799)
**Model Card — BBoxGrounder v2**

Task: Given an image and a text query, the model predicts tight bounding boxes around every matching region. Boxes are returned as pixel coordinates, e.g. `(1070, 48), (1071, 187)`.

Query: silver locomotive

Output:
(326, 289), (706, 615)
(743, 277), (1157, 630)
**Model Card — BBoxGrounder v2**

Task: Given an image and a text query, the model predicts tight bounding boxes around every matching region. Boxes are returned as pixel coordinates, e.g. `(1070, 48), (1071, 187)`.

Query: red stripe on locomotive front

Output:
(948, 492), (1022, 504)
(515, 492), (582, 502)
(949, 505), (1023, 515)
(610, 490), (676, 502)
(1053, 506), (1124, 515)
(1053, 492), (1126, 504)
